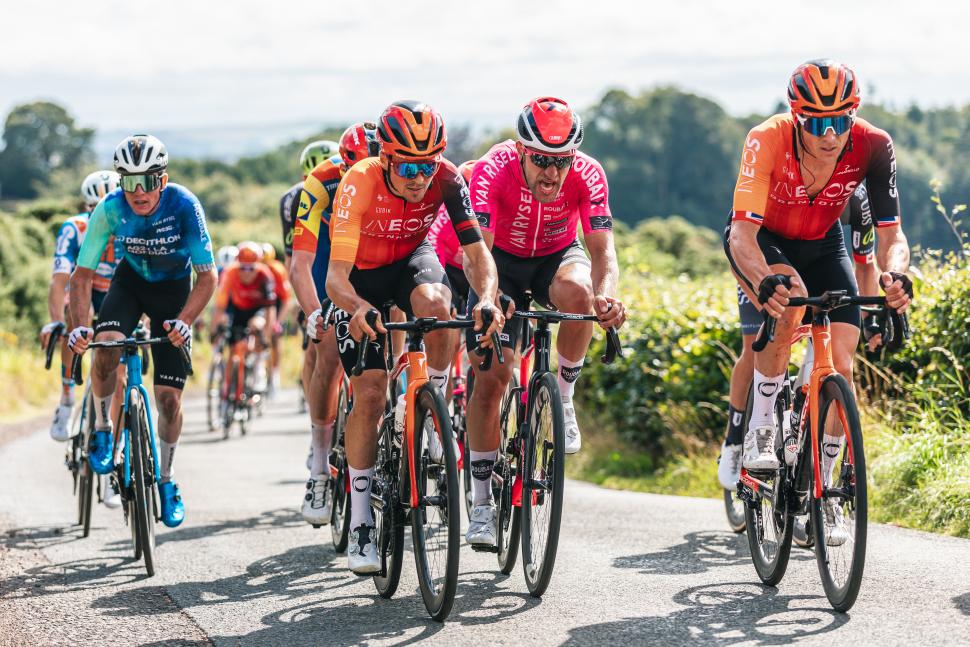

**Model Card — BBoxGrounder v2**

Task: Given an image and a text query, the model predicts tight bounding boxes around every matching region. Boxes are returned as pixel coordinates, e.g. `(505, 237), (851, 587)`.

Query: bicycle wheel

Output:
(810, 374), (867, 612)
(520, 372), (565, 597)
(206, 355), (224, 431)
(496, 373), (522, 574)
(460, 366), (475, 517)
(723, 488), (746, 533)
(223, 358), (238, 440)
(373, 417), (404, 599)
(330, 381), (352, 552)
(741, 383), (793, 586)
(78, 392), (95, 537)
(128, 390), (156, 576)
(411, 384), (460, 621)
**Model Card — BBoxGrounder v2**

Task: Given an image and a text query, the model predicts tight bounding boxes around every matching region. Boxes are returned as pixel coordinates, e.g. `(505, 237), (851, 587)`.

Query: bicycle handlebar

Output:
(503, 300), (624, 365)
(44, 322), (65, 370)
(751, 291), (910, 352)
(72, 335), (193, 385)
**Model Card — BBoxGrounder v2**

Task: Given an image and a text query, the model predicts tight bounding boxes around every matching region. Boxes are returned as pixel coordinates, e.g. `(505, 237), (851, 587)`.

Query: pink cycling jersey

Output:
(428, 206), (463, 269)
(470, 139), (612, 258)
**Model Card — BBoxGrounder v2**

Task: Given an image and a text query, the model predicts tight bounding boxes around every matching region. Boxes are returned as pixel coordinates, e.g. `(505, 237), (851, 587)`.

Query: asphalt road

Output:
(2, 392), (968, 646)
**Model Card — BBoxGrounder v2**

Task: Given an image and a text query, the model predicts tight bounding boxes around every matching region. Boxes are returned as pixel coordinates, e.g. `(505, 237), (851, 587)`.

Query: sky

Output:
(2, 0), (969, 158)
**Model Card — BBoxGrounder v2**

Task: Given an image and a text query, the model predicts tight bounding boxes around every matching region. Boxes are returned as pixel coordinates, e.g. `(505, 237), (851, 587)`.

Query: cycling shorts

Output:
(226, 303), (264, 345)
(91, 289), (107, 316)
(94, 259), (192, 389)
(723, 215), (860, 332)
(334, 240), (449, 375)
(465, 238), (590, 352)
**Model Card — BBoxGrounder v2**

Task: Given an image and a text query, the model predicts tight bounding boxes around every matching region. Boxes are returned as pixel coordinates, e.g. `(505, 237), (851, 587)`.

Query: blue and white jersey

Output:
(52, 212), (123, 291)
(78, 183), (215, 282)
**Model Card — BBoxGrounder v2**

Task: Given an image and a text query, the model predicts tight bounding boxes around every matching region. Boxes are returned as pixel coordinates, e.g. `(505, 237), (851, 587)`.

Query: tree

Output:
(0, 101), (94, 199)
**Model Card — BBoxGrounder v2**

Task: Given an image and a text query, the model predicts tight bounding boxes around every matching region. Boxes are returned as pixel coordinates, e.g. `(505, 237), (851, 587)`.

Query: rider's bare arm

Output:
(69, 268), (95, 330)
(176, 268), (217, 325)
(461, 241), (499, 306)
(289, 249), (322, 315)
(585, 230), (619, 300)
(48, 273), (70, 323)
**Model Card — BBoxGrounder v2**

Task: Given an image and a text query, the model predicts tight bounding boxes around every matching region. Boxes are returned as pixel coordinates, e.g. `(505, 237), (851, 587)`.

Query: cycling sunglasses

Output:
(120, 173), (163, 193)
(796, 113), (855, 137)
(392, 160), (438, 180)
(239, 263), (257, 272)
(527, 152), (574, 170)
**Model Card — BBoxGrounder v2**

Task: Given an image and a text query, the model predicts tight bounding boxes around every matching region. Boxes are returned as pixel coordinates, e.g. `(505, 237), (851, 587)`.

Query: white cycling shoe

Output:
(718, 441), (743, 491)
(301, 476), (331, 526)
(563, 399), (581, 454)
(103, 476), (122, 509)
(823, 500), (850, 546)
(348, 523), (380, 574)
(465, 504), (497, 547)
(742, 425), (780, 471)
(49, 403), (74, 442)
(426, 423), (458, 465)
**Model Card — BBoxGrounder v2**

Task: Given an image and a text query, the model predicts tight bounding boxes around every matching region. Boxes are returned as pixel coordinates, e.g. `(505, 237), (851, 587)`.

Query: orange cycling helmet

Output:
(788, 59), (861, 116)
(237, 245), (260, 264)
(339, 121), (380, 168)
(517, 96), (583, 154)
(457, 159), (477, 184)
(377, 100), (446, 160)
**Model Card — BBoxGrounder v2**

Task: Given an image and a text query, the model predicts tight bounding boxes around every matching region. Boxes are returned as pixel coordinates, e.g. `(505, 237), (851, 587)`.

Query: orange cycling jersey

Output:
(216, 262), (277, 311)
(264, 258), (289, 305)
(732, 114), (900, 240)
(329, 157), (482, 270)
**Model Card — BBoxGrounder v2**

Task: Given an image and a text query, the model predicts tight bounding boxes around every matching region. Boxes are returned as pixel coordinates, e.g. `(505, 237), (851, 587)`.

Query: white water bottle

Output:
(782, 413), (797, 466)
(394, 394), (407, 434)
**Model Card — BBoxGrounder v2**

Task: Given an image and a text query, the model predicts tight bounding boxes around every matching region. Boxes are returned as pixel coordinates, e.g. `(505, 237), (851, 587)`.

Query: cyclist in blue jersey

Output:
(68, 135), (217, 528)
(41, 170), (124, 444)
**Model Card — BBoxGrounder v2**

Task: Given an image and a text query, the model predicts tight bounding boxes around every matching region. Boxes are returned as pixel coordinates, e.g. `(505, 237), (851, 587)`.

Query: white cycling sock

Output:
(469, 449), (497, 506)
(310, 422), (334, 478)
(428, 366), (449, 395)
(749, 369), (784, 431)
(821, 434), (845, 487)
(94, 394), (113, 430)
(159, 438), (177, 483)
(349, 466), (375, 528)
(557, 354), (584, 401)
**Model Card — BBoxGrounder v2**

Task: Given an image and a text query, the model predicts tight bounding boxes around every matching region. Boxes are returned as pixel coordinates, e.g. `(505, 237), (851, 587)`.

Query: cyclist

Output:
(68, 134), (217, 529)
(428, 159), (477, 316)
(290, 121), (379, 526)
(723, 60), (912, 542)
(717, 182), (882, 491)
(260, 242), (290, 395)
(324, 100), (503, 573)
(41, 171), (123, 443)
(215, 245), (239, 276)
(280, 140), (339, 271)
(463, 97), (626, 547)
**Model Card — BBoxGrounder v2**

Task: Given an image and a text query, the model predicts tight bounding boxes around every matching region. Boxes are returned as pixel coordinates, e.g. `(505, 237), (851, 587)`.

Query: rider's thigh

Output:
(549, 262), (594, 312)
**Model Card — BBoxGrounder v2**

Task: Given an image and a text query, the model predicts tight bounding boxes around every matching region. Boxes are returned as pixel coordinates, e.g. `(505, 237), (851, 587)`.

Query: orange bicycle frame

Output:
(806, 318), (852, 500)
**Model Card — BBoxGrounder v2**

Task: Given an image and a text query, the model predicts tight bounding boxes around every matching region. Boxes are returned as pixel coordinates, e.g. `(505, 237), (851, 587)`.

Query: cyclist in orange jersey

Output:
(324, 100), (504, 574)
(723, 62), (912, 538)
(212, 243), (277, 372)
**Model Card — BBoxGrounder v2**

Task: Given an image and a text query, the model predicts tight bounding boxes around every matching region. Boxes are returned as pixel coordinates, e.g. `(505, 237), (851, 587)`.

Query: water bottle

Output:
(782, 412), (798, 466)
(394, 394), (407, 434)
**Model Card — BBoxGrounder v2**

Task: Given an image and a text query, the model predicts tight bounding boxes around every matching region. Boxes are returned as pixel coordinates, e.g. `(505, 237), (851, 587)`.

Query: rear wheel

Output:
(496, 373), (522, 574)
(129, 390), (156, 576)
(411, 384), (460, 621)
(373, 418), (404, 599)
(723, 488), (746, 533)
(520, 373), (564, 597)
(810, 374), (867, 612)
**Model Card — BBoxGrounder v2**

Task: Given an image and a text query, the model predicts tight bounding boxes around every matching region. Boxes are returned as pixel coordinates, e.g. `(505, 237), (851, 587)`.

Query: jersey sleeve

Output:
(328, 164), (373, 265)
(863, 128), (902, 228)
(469, 153), (503, 233)
(731, 122), (779, 226)
(260, 267), (278, 305)
(848, 184), (875, 264)
(52, 219), (80, 275)
(76, 203), (112, 271)
(292, 174), (332, 254)
(182, 191), (215, 271)
(439, 160), (483, 246)
(576, 156), (613, 235)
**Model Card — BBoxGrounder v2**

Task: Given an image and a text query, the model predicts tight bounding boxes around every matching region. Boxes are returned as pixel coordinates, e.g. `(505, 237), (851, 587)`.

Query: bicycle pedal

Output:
(311, 524), (321, 529)
(470, 544), (499, 553)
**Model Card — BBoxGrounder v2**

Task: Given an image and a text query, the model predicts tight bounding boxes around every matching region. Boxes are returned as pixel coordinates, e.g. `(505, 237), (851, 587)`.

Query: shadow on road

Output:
(106, 507), (304, 549)
(562, 582), (849, 646)
(0, 555), (144, 598)
(2, 524), (93, 551)
(612, 530), (812, 575)
(955, 592), (970, 616)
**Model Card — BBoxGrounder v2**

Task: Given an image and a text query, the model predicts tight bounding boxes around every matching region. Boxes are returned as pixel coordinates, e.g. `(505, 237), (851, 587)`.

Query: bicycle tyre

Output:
(723, 488), (746, 533)
(207, 356), (224, 432)
(373, 417), (404, 599)
(411, 384), (460, 621)
(520, 372), (565, 597)
(460, 365), (475, 517)
(79, 389), (96, 537)
(129, 390), (156, 576)
(330, 381), (352, 552)
(742, 383), (793, 586)
(810, 374), (867, 612)
(496, 373), (522, 575)
(223, 357), (238, 440)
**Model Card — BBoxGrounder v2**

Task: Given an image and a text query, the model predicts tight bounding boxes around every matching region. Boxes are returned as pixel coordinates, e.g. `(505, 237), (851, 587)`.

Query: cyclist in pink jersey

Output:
(462, 97), (626, 549)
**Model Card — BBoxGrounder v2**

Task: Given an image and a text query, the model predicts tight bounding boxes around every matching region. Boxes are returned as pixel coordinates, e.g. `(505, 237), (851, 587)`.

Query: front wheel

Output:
(723, 488), (746, 533)
(128, 390), (156, 577)
(206, 356), (224, 432)
(373, 418), (404, 599)
(810, 374), (867, 612)
(496, 373), (522, 574)
(411, 384), (460, 621)
(520, 373), (565, 597)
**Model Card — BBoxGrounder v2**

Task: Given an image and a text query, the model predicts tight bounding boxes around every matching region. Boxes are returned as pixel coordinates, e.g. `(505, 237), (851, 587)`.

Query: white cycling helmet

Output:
(113, 134), (169, 174)
(81, 170), (120, 207)
(216, 245), (239, 270)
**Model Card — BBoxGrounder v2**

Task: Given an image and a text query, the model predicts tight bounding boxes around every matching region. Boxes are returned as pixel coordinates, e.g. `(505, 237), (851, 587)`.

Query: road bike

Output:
(737, 290), (907, 611)
(72, 334), (192, 576)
